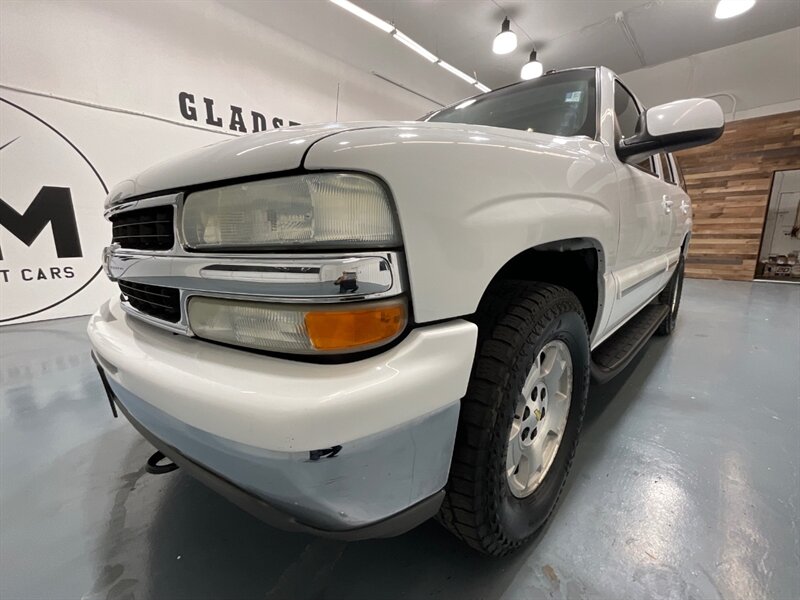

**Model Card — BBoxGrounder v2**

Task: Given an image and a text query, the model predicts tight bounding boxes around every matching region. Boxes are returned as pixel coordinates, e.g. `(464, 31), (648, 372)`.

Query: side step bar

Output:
(590, 304), (669, 384)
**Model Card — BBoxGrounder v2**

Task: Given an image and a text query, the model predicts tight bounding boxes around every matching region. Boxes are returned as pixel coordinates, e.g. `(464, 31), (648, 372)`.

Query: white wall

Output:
(0, 0), (443, 325)
(621, 28), (800, 121)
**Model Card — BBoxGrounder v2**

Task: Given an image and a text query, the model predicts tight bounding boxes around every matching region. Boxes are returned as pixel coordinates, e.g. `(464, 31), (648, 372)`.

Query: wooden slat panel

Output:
(676, 110), (800, 280)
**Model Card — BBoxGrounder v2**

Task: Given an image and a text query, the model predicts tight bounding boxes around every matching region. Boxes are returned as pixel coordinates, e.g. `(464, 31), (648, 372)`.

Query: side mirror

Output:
(617, 98), (724, 164)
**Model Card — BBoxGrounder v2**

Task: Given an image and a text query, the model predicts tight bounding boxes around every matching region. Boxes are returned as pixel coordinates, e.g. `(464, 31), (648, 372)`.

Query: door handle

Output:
(662, 196), (674, 214)
(679, 199), (690, 215)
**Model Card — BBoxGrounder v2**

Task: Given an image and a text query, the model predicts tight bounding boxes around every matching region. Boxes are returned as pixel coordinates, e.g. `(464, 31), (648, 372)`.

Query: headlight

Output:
(187, 296), (407, 354)
(181, 173), (399, 250)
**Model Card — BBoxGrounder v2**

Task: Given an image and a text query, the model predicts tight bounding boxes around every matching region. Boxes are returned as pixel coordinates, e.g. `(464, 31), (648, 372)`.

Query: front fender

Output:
(304, 124), (619, 323)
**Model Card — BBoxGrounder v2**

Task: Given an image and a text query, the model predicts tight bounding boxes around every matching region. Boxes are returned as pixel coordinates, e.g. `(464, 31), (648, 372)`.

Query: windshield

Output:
(425, 69), (597, 138)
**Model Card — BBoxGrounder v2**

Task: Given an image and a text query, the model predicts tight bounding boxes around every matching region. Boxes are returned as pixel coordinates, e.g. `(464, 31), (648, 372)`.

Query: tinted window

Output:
(659, 154), (676, 184)
(635, 157), (657, 175)
(426, 69), (596, 138)
(615, 81), (656, 175)
(614, 81), (641, 140)
(672, 155), (686, 190)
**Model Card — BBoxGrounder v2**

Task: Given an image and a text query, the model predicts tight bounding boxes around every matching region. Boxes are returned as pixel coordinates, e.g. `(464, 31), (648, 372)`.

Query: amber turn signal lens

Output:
(305, 301), (407, 351)
(188, 297), (407, 354)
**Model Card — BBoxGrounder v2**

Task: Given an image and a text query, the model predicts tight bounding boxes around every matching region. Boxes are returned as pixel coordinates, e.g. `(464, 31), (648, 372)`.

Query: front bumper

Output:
(88, 297), (477, 536)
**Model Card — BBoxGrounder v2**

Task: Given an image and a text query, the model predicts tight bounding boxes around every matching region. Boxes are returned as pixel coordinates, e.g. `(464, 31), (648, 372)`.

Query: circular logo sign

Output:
(0, 98), (108, 322)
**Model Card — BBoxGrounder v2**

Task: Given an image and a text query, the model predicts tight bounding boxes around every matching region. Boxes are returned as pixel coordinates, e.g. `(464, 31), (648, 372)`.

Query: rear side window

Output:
(659, 154), (677, 184)
(671, 155), (687, 190)
(635, 157), (657, 176)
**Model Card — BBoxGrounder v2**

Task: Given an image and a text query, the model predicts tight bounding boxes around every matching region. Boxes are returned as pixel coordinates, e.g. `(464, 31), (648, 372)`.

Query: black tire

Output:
(437, 281), (590, 556)
(655, 254), (685, 336)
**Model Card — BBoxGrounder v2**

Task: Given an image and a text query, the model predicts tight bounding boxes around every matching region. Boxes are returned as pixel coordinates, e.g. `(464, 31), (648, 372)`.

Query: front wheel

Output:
(437, 281), (590, 556)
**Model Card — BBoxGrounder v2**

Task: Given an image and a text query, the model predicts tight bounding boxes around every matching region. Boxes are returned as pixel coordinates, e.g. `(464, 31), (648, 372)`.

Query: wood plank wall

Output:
(676, 110), (800, 281)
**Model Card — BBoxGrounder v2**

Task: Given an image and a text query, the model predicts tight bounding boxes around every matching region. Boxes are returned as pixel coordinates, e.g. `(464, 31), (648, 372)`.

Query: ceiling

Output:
(225, 0), (800, 106)
(361, 0), (800, 87)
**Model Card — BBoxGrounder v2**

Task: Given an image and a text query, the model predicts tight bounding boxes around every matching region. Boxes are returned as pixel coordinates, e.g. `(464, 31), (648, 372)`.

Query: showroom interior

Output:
(1, 0), (799, 598)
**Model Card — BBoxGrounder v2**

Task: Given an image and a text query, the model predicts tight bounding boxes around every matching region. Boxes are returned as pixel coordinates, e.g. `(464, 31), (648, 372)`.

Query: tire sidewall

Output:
(660, 255), (685, 334)
(493, 309), (589, 542)
(671, 257), (685, 323)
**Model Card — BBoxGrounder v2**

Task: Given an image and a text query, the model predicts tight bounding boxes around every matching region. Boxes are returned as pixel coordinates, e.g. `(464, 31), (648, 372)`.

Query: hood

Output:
(105, 121), (405, 205)
(105, 120), (576, 205)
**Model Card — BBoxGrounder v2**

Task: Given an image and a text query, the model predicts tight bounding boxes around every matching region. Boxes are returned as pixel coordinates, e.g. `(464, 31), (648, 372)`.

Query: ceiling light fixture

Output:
(393, 30), (438, 62)
(329, 0), (491, 91)
(493, 17), (518, 55)
(520, 48), (543, 80)
(714, 0), (756, 19)
(329, 0), (393, 32)
(437, 60), (476, 84)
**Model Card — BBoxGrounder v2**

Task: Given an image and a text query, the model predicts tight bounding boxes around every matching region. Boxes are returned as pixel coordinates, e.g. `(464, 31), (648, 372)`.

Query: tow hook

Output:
(146, 450), (179, 474)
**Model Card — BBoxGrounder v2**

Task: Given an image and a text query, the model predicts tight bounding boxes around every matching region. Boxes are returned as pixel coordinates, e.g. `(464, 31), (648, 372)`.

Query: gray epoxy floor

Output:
(1, 279), (798, 600)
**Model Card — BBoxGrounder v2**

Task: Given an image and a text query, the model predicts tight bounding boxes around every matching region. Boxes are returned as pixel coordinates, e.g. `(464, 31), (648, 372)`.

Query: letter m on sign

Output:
(0, 186), (83, 259)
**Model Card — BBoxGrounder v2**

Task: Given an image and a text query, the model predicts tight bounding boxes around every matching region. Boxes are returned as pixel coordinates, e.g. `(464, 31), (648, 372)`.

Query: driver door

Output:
(607, 80), (674, 331)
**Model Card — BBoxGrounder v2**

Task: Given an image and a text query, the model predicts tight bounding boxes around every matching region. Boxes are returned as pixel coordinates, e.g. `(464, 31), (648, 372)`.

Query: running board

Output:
(591, 304), (669, 384)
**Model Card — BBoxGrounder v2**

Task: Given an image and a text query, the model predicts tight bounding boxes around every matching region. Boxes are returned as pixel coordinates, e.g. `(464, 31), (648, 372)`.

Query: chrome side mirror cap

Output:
(617, 98), (725, 164)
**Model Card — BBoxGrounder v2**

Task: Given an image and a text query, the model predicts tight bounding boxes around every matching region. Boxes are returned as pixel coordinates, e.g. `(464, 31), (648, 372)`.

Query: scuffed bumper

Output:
(88, 297), (477, 535)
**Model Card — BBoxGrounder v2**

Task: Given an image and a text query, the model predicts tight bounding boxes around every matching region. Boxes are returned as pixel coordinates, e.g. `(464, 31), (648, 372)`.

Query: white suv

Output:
(89, 67), (723, 555)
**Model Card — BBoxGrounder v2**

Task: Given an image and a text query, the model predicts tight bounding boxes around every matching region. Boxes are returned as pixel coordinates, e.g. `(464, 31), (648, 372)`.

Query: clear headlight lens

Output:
(181, 173), (399, 250)
(187, 296), (407, 354)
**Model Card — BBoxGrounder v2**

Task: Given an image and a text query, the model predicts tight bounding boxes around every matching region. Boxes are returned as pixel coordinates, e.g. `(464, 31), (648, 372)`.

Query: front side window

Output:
(614, 81), (641, 140)
(425, 69), (597, 138)
(614, 81), (656, 175)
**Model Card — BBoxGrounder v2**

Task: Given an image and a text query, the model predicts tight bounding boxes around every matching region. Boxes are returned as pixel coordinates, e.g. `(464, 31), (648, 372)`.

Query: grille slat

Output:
(110, 206), (174, 250)
(121, 286), (174, 300)
(112, 219), (169, 228)
(121, 288), (174, 304)
(119, 281), (180, 323)
(122, 294), (176, 311)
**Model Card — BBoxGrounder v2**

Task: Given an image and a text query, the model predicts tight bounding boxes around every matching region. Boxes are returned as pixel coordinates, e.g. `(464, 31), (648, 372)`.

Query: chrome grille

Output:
(111, 206), (174, 250)
(119, 281), (181, 323)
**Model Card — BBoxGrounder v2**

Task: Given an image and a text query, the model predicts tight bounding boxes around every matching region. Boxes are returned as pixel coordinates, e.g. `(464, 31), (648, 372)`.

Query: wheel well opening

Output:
(488, 241), (601, 332)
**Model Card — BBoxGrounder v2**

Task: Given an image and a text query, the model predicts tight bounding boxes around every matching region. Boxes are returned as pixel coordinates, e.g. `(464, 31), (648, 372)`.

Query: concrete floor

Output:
(1, 279), (798, 600)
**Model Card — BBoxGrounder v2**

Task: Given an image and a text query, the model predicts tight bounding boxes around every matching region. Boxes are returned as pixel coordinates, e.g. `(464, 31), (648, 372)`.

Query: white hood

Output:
(104, 120), (567, 205)
(105, 121), (406, 204)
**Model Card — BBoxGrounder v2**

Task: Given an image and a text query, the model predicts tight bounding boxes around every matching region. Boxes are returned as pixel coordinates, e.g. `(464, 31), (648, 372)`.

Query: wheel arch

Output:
(479, 237), (606, 337)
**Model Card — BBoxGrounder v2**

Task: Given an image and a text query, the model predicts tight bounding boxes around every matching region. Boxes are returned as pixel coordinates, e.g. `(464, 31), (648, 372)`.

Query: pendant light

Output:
(520, 48), (543, 80)
(493, 17), (517, 55)
(714, 0), (756, 19)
